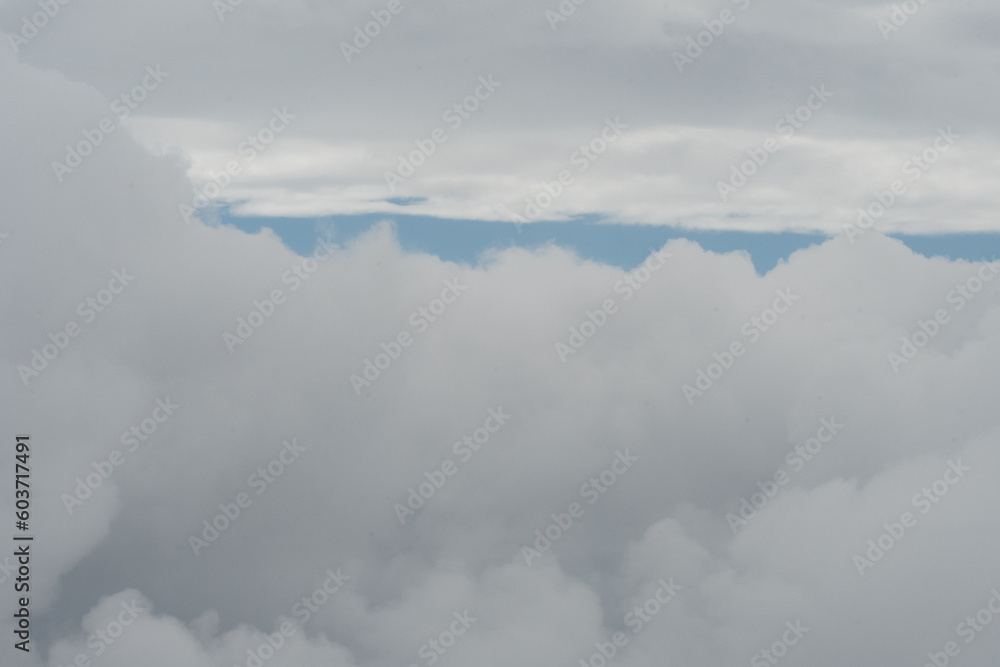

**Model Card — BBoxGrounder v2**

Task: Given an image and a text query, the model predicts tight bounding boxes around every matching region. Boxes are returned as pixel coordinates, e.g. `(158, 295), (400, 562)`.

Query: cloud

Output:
(5, 0), (999, 230)
(1, 21), (999, 667)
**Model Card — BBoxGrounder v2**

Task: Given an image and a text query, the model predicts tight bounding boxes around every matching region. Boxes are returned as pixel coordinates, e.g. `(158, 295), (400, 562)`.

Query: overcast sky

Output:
(2, 1), (1000, 666)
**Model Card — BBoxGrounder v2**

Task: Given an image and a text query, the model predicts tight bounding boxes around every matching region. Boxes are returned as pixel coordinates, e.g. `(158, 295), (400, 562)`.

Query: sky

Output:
(221, 212), (1000, 274)
(1, 1), (1000, 666)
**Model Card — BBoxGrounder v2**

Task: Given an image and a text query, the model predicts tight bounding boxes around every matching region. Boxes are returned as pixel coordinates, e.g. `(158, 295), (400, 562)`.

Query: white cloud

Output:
(5, 0), (1000, 230)
(1, 20), (999, 667)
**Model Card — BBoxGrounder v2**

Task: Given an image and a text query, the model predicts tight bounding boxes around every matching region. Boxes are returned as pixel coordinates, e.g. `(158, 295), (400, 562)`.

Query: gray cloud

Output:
(1, 9), (999, 667)
(4, 0), (998, 229)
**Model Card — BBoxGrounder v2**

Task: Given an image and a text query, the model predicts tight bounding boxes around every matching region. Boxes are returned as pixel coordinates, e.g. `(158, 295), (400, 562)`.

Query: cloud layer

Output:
(4, 0), (999, 230)
(2, 16), (1000, 667)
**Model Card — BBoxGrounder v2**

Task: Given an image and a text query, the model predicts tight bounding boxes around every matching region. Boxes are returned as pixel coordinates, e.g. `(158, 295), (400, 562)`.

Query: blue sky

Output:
(222, 210), (1000, 275)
